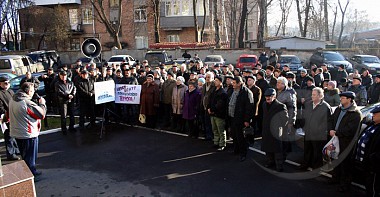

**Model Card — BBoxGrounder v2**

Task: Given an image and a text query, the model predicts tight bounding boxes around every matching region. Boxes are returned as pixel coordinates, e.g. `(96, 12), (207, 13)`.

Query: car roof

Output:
(280, 55), (297, 57)
(353, 55), (377, 57)
(110, 55), (131, 58)
(239, 54), (257, 58)
(0, 55), (26, 59)
(206, 55), (223, 57)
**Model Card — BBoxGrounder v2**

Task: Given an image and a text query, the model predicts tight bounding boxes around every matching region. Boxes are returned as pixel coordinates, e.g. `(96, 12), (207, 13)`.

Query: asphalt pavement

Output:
(1, 123), (367, 197)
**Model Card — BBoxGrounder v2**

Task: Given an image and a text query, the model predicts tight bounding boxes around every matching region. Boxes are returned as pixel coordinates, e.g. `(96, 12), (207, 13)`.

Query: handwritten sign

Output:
(94, 80), (116, 104)
(115, 85), (141, 104)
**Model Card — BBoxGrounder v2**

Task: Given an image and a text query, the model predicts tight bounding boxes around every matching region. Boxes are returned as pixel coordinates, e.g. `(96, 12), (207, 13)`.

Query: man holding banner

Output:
(77, 70), (96, 129)
(120, 69), (139, 125)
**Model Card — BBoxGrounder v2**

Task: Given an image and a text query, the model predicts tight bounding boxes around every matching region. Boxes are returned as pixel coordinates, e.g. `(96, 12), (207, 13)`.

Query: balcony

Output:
(34, 0), (81, 6)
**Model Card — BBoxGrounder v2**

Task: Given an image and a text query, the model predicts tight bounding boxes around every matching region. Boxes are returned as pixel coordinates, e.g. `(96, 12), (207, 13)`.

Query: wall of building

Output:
(266, 39), (326, 50)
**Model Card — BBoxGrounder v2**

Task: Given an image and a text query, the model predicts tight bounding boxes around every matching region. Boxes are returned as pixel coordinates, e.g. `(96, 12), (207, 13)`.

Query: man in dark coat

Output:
(353, 105), (380, 196)
(120, 69), (139, 125)
(329, 91), (362, 192)
(368, 75), (380, 104)
(38, 68), (56, 113)
(0, 76), (20, 160)
(348, 77), (367, 106)
(300, 87), (332, 169)
(247, 75), (262, 138)
(140, 74), (160, 128)
(261, 88), (288, 172)
(228, 76), (254, 162)
(335, 65), (348, 86)
(76, 70), (96, 128)
(55, 70), (76, 134)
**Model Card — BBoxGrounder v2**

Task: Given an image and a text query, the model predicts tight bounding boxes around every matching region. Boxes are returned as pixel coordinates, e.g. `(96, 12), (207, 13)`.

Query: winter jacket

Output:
(368, 82), (380, 104)
(38, 73), (56, 93)
(0, 87), (13, 115)
(182, 88), (201, 120)
(55, 79), (76, 103)
(9, 91), (46, 139)
(76, 77), (95, 100)
(324, 88), (340, 107)
(172, 84), (188, 114)
(201, 82), (216, 110)
(277, 87), (297, 125)
(348, 85), (367, 106)
(336, 70), (348, 85)
(303, 100), (332, 141)
(230, 86), (254, 125)
(162, 79), (176, 104)
(361, 74), (373, 90)
(261, 99), (288, 153)
(120, 76), (138, 85)
(269, 54), (278, 66)
(207, 87), (228, 119)
(140, 81), (160, 116)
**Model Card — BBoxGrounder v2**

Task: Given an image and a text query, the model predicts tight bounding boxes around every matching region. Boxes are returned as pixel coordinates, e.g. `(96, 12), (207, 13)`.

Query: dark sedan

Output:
(9, 72), (46, 96)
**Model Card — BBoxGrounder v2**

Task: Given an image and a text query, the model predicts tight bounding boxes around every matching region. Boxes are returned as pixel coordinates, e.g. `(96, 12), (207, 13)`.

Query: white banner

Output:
(94, 80), (116, 104)
(115, 85), (141, 104)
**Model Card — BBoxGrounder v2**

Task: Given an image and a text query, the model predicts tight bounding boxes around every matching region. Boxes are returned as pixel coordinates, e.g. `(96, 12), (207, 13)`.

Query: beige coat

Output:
(172, 84), (188, 114)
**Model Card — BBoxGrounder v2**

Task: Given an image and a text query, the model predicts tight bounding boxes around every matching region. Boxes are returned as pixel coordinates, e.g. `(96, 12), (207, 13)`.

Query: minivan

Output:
(0, 55), (43, 75)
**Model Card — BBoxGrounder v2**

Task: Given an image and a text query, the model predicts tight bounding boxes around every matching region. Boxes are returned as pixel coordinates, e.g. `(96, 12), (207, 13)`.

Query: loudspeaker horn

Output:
(81, 38), (102, 58)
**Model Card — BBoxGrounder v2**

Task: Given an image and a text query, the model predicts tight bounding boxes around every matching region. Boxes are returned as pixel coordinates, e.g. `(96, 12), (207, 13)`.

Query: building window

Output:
(167, 35), (180, 42)
(82, 8), (93, 24)
(165, 0), (205, 17)
(135, 36), (148, 49)
(134, 9), (147, 22)
(110, 0), (119, 8)
(70, 38), (80, 50)
(69, 9), (78, 30)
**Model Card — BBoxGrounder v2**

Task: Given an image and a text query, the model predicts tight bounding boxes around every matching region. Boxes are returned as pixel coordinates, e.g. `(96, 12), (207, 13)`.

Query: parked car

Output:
(0, 55), (44, 76)
(235, 54), (258, 70)
(107, 55), (136, 67)
(27, 50), (59, 71)
(9, 72), (46, 96)
(144, 51), (173, 68)
(349, 55), (380, 75)
(0, 73), (17, 80)
(77, 57), (102, 68)
(279, 55), (304, 73)
(204, 55), (226, 68)
(309, 51), (353, 78)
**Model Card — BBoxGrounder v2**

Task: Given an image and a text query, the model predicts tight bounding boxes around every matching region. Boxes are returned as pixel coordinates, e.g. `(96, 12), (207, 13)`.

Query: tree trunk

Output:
(257, 0), (266, 48)
(338, 0), (350, 48)
(193, 0), (199, 42)
(200, 0), (207, 42)
(331, 6), (337, 43)
(114, 33), (122, 49)
(153, 0), (161, 43)
(295, 0), (303, 36)
(238, 0), (248, 48)
(324, 0), (329, 41)
(302, 0), (311, 37)
(213, 0), (221, 48)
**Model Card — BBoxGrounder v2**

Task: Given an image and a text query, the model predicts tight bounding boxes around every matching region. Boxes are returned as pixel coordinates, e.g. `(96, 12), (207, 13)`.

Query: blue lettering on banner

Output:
(98, 94), (113, 100)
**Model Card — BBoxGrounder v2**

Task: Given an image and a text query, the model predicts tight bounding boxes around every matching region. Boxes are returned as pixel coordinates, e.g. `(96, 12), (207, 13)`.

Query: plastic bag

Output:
(322, 136), (340, 161)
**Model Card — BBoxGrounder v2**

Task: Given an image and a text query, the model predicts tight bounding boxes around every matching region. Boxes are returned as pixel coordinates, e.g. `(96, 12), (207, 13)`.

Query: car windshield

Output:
(324, 53), (345, 61)
(362, 56), (380, 63)
(108, 57), (125, 62)
(240, 57), (256, 63)
(205, 57), (221, 62)
(280, 57), (300, 63)
(145, 53), (165, 63)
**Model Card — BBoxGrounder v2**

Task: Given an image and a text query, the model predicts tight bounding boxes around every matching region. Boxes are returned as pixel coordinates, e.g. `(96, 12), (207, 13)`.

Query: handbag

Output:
(139, 114), (146, 124)
(322, 136), (340, 162)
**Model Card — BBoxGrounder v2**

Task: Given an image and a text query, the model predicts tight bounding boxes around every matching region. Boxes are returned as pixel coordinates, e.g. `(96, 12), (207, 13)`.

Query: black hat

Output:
(0, 76), (9, 82)
(252, 67), (259, 70)
(147, 74), (154, 79)
(190, 71), (197, 75)
(222, 64), (228, 67)
(247, 75), (257, 81)
(285, 72), (295, 78)
(283, 64), (289, 68)
(339, 64), (345, 69)
(214, 64), (220, 67)
(215, 75), (223, 82)
(375, 74), (380, 78)
(232, 76), (242, 83)
(106, 67), (112, 71)
(167, 72), (175, 77)
(47, 68), (53, 71)
(80, 70), (88, 74)
(243, 69), (253, 74)
(189, 60), (195, 63)
(339, 91), (356, 99)
(305, 76), (314, 83)
(353, 77), (362, 82)
(116, 69), (122, 73)
(370, 105), (380, 114)
(172, 64), (178, 68)
(257, 71), (265, 78)
(59, 70), (67, 75)
(264, 88), (276, 96)
(235, 68), (241, 73)
(224, 74), (234, 79)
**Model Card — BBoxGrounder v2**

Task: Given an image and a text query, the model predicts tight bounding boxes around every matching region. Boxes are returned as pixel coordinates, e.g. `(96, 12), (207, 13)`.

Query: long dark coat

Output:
(261, 99), (289, 153)
(182, 89), (201, 120)
(140, 81), (159, 116)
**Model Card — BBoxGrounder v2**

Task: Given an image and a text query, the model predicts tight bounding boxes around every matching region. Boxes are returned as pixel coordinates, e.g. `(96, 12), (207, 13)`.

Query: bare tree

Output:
(151, 0), (161, 43)
(238, 0), (248, 48)
(213, 0), (221, 48)
(200, 0), (207, 42)
(323, 0), (329, 41)
(257, 0), (273, 48)
(331, 5), (338, 43)
(90, 0), (122, 49)
(295, 0), (312, 37)
(193, 0), (199, 42)
(337, 0), (350, 48)
(275, 0), (293, 36)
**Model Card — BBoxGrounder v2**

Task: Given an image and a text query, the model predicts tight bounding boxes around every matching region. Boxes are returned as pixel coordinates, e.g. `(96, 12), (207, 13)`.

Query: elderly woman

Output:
(140, 74), (160, 128)
(183, 82), (202, 138)
(171, 76), (188, 132)
(324, 80), (340, 107)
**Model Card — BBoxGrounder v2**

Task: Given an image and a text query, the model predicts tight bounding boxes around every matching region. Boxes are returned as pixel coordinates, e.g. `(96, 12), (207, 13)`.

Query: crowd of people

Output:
(0, 51), (379, 195)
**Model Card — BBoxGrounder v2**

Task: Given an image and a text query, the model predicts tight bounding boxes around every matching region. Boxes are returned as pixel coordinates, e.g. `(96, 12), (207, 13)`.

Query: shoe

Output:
(7, 155), (20, 161)
(217, 146), (225, 151)
(240, 156), (246, 162)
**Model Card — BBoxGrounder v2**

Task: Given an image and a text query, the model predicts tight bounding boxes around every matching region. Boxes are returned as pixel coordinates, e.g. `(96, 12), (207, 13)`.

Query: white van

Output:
(0, 55), (44, 75)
